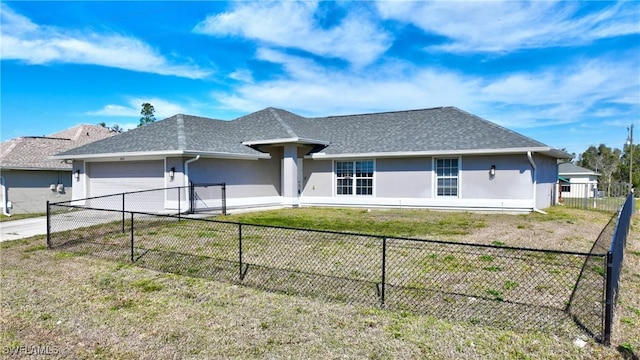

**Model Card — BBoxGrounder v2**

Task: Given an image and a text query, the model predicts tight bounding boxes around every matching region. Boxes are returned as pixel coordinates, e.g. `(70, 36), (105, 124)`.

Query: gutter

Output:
(527, 151), (547, 214)
(183, 155), (201, 213)
(0, 176), (10, 216)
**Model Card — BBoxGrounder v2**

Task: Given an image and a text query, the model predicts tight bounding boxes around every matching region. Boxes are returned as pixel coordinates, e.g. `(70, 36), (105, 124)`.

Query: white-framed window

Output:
(335, 160), (374, 195)
(436, 158), (459, 197)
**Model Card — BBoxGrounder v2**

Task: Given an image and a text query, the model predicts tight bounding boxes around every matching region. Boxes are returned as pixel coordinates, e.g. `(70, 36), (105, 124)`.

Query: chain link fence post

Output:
(380, 236), (387, 307)
(603, 251), (614, 345)
(46, 201), (51, 249)
(122, 193), (126, 233)
(222, 183), (227, 215)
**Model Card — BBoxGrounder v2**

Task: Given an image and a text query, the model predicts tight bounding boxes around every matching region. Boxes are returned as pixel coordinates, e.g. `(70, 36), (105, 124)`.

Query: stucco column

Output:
(282, 144), (299, 206)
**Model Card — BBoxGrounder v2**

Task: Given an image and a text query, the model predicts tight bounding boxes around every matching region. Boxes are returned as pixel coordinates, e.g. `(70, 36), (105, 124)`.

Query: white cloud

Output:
(375, 0), (640, 53)
(229, 69), (254, 83)
(194, 1), (391, 67)
(0, 4), (211, 79)
(86, 98), (188, 120)
(480, 58), (638, 116)
(86, 104), (136, 117)
(215, 50), (638, 134)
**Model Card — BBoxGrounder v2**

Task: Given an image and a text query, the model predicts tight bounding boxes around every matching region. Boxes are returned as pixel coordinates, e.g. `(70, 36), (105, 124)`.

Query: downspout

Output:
(527, 151), (547, 214)
(183, 155), (201, 213)
(0, 176), (10, 216)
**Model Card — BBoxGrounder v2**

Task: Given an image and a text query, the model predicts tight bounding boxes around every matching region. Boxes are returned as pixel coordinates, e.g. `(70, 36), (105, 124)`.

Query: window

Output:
(436, 158), (459, 197)
(336, 160), (374, 195)
(561, 184), (571, 192)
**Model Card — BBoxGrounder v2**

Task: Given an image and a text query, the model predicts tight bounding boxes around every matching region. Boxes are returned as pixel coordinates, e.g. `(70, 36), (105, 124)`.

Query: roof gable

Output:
(53, 106), (569, 160)
(1, 124), (115, 170)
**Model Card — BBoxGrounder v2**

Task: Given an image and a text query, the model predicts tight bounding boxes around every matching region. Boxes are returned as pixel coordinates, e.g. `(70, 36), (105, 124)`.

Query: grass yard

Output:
(0, 212), (46, 222)
(1, 206), (638, 359)
(226, 206), (613, 251)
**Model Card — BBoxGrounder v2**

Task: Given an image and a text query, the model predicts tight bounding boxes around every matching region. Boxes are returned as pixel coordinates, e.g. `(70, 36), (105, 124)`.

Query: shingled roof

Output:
(558, 162), (600, 176)
(54, 107), (570, 160)
(1, 125), (115, 170)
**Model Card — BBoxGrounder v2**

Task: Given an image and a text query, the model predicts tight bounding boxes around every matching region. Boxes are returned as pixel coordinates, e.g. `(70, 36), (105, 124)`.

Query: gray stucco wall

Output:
(304, 155), (539, 202)
(533, 153), (559, 209)
(1, 169), (72, 214)
(461, 155), (533, 200)
(376, 158), (431, 198)
(302, 159), (333, 197)
(186, 154), (281, 199)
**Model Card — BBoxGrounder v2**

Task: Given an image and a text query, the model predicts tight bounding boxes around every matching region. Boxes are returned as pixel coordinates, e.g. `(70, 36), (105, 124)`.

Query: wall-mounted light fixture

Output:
(75, 169), (80, 180)
(169, 167), (175, 179)
(489, 165), (496, 177)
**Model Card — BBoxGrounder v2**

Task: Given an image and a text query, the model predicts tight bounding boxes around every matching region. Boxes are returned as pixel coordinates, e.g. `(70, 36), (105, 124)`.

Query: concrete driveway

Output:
(0, 217), (48, 242)
(1, 210), (126, 242)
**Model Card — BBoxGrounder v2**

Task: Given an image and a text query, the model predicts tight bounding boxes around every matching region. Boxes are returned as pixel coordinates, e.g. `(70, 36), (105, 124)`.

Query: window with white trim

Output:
(436, 158), (459, 197)
(335, 160), (374, 195)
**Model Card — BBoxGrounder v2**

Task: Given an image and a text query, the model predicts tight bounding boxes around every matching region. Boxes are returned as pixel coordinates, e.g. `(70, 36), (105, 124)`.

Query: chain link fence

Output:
(47, 203), (632, 340)
(55, 184), (225, 216)
(559, 182), (629, 213)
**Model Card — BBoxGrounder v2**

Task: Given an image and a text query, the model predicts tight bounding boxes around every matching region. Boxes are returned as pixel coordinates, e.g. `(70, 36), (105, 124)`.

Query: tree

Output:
(577, 144), (622, 193)
(616, 143), (640, 189)
(97, 122), (107, 128)
(138, 102), (156, 127)
(110, 124), (124, 133)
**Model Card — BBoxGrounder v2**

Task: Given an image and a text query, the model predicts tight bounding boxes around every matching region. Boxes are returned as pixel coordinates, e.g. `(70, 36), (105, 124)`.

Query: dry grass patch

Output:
(1, 206), (636, 359)
(0, 234), (635, 359)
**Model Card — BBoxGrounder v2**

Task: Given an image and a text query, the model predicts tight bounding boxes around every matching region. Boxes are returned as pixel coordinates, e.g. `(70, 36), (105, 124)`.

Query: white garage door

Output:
(87, 161), (164, 212)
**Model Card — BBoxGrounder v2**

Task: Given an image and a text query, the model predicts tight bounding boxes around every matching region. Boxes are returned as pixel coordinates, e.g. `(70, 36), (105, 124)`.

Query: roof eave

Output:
(0, 166), (71, 171)
(559, 172), (601, 176)
(307, 147), (563, 159)
(50, 149), (271, 161)
(242, 137), (330, 147)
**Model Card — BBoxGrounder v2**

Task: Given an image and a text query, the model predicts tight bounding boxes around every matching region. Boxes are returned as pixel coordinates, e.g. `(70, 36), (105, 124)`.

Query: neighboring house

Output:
(52, 107), (571, 213)
(0, 125), (115, 215)
(558, 162), (600, 199)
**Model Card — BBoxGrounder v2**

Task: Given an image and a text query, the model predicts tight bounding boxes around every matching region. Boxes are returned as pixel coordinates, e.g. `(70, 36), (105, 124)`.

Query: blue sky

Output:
(1, 1), (639, 158)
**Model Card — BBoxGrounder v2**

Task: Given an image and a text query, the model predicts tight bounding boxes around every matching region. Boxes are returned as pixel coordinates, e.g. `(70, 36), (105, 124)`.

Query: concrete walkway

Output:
(0, 210), (123, 242)
(0, 210), (223, 242)
(0, 216), (47, 242)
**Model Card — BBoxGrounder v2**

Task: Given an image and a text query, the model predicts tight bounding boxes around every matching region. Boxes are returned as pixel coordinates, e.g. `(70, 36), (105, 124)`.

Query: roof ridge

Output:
(269, 108), (298, 138)
(176, 114), (187, 150)
(73, 125), (85, 140)
(316, 106), (449, 120)
(1, 138), (20, 158)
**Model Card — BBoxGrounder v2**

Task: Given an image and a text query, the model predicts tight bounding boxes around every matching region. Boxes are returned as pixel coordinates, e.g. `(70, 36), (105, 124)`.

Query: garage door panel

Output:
(87, 161), (164, 212)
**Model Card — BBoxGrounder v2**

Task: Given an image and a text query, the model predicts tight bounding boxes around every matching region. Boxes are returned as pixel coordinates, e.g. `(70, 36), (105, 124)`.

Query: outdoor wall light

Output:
(169, 167), (175, 179)
(489, 165), (496, 177)
(74, 169), (80, 180)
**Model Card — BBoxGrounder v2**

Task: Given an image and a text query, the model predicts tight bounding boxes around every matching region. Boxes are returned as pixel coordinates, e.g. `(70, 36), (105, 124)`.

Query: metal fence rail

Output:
(50, 184), (226, 216)
(559, 182), (629, 213)
(46, 203), (635, 342)
(603, 192), (635, 345)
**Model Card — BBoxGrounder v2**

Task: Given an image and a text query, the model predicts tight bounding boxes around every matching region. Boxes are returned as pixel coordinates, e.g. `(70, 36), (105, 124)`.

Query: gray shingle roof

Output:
(558, 162), (600, 176)
(1, 125), (115, 170)
(54, 106), (567, 159)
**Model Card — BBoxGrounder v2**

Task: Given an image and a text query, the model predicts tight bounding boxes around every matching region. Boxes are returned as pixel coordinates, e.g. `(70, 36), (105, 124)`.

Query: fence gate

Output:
(189, 182), (226, 215)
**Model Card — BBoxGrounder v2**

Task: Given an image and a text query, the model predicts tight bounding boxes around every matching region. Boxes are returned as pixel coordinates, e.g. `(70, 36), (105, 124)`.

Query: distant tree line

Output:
(574, 143), (640, 189)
